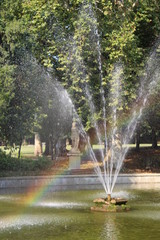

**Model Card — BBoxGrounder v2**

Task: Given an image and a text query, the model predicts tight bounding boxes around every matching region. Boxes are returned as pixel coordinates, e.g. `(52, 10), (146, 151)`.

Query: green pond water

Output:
(0, 184), (160, 240)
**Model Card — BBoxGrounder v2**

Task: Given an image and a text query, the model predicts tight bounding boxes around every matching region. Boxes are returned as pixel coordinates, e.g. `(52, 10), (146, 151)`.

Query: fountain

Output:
(1, 2), (160, 240)
(62, 2), (160, 211)
(84, 46), (159, 211)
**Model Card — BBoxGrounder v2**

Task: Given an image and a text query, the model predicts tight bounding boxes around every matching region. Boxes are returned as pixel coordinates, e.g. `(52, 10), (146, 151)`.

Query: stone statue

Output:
(70, 120), (80, 153)
(68, 120), (81, 169)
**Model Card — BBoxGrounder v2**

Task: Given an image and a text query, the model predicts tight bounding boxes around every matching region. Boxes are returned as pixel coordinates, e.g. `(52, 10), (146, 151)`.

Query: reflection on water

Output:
(0, 214), (53, 231)
(100, 217), (119, 240)
(34, 201), (87, 208)
(0, 184), (160, 240)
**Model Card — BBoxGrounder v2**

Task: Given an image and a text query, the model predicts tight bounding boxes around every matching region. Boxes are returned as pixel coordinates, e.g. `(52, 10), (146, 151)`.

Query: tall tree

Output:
(0, 0), (160, 155)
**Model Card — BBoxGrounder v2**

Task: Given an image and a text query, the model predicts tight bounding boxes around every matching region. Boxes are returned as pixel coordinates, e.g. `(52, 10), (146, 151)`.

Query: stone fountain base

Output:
(91, 198), (130, 212)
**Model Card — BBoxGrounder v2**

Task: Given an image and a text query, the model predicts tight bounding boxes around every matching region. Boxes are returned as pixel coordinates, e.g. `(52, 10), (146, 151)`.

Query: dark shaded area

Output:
(123, 147), (160, 173)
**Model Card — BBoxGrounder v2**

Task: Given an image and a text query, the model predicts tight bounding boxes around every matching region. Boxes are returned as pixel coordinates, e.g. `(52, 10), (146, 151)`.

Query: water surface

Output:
(0, 184), (160, 240)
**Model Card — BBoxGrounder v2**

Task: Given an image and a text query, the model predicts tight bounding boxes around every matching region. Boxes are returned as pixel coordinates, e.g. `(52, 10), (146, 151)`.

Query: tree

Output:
(20, 0), (160, 125)
(39, 77), (72, 160)
(0, 0), (160, 158)
(143, 94), (160, 148)
(0, 52), (46, 157)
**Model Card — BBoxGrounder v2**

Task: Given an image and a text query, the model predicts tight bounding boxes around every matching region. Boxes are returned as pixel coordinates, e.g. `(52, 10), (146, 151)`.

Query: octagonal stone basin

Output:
(0, 184), (160, 240)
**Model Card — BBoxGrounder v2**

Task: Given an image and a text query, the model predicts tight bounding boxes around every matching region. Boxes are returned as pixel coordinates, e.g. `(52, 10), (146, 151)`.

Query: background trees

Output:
(0, 0), (160, 157)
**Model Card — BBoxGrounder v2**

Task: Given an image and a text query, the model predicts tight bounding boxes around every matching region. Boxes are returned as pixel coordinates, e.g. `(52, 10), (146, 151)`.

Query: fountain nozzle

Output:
(107, 194), (111, 202)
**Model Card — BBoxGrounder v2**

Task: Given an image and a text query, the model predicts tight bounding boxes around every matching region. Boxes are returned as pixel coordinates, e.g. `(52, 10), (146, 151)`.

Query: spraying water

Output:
(59, 2), (160, 199)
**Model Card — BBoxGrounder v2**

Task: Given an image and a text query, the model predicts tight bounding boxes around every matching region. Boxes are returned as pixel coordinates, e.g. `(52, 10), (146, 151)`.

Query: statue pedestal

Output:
(68, 150), (81, 169)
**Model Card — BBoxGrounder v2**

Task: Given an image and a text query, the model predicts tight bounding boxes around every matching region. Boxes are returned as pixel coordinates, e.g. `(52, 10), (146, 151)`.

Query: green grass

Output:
(0, 145), (35, 158)
(0, 143), (159, 159)
(123, 143), (160, 148)
(92, 143), (160, 149)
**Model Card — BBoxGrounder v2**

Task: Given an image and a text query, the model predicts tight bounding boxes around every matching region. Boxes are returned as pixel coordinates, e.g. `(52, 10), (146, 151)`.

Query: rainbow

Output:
(21, 166), (69, 207)
(0, 165), (70, 230)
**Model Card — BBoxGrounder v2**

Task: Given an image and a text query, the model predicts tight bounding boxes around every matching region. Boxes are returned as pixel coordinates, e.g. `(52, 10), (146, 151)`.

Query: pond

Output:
(0, 184), (160, 240)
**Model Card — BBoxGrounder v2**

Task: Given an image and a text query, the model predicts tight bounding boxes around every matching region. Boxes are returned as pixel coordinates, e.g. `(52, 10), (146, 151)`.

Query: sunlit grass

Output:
(92, 143), (160, 149)
(0, 145), (35, 158)
(0, 143), (159, 159)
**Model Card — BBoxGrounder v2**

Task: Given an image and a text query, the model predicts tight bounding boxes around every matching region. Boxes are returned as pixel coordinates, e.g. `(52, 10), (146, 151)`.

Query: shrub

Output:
(0, 149), (52, 172)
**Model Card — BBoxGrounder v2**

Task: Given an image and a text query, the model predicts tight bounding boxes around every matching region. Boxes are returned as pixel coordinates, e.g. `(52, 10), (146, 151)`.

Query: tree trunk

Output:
(51, 139), (54, 161)
(135, 127), (140, 151)
(44, 138), (50, 156)
(34, 132), (42, 156)
(55, 139), (59, 158)
(152, 128), (157, 148)
(18, 142), (22, 159)
(49, 134), (54, 161)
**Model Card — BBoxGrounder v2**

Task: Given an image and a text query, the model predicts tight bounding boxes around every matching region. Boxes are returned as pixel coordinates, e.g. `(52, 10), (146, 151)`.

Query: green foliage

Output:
(0, 149), (52, 172)
(0, 52), (46, 148)
(0, 0), (160, 149)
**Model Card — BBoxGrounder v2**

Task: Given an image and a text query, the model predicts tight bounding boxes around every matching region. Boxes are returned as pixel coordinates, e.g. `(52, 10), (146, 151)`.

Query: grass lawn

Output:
(0, 143), (160, 159)
(0, 145), (36, 158)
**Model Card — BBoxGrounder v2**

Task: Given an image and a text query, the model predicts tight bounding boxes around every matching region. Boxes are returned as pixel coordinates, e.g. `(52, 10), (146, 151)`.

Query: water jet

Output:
(68, 4), (160, 207)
